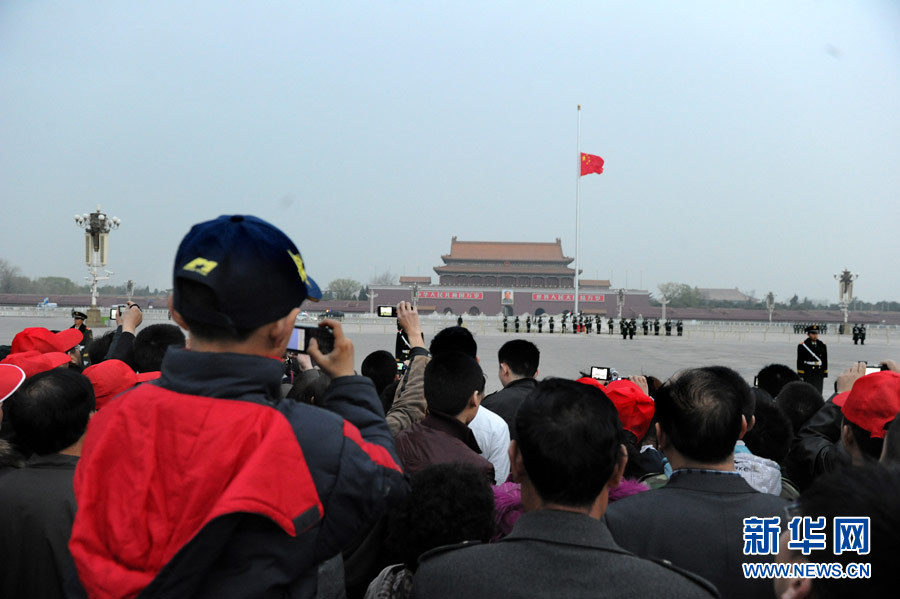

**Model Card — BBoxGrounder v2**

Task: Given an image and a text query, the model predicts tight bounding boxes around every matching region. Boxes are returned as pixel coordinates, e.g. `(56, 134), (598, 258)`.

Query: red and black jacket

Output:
(70, 349), (407, 599)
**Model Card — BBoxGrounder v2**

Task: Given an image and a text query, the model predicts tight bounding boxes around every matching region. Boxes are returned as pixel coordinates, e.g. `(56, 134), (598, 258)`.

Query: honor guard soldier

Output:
(549, 316), (555, 333)
(642, 319), (649, 335)
(585, 315), (592, 334)
(664, 320), (672, 336)
(514, 315), (520, 333)
(526, 315), (532, 333)
(561, 313), (568, 334)
(607, 317), (614, 335)
(797, 324), (828, 394)
(457, 315), (463, 327)
(503, 314), (508, 333)
(852, 324), (859, 345)
(629, 318), (636, 340)
(858, 324), (866, 345)
(654, 318), (660, 335)
(71, 309), (93, 347)
(620, 319), (628, 340)
(595, 315), (602, 334)
(676, 320), (684, 336)
(537, 315), (543, 333)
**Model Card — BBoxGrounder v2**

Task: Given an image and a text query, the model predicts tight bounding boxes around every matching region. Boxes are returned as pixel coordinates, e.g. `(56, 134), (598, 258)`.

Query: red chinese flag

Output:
(580, 152), (604, 176)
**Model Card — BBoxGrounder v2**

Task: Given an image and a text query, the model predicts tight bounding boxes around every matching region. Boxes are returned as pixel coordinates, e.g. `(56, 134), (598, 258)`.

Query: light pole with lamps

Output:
(74, 205), (120, 327)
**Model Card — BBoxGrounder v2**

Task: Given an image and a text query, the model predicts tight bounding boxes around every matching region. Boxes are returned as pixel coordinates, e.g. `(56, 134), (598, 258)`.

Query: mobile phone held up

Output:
(378, 305), (398, 318)
(288, 325), (335, 355)
(109, 307), (118, 320)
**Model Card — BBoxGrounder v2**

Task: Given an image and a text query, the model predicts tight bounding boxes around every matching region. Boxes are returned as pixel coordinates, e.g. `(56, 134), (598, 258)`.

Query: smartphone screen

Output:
(378, 305), (397, 317)
(591, 366), (609, 381)
(865, 366), (881, 376)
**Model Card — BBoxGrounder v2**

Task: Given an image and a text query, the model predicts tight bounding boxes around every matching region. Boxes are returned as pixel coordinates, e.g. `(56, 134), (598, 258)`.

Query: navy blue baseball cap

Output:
(172, 215), (321, 331)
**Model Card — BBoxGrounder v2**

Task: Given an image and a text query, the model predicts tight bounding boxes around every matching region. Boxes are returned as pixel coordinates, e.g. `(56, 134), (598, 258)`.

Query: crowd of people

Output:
(0, 213), (897, 599)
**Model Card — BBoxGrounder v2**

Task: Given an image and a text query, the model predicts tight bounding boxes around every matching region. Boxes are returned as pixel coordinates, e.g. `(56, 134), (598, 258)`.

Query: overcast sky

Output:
(2, 1), (898, 302)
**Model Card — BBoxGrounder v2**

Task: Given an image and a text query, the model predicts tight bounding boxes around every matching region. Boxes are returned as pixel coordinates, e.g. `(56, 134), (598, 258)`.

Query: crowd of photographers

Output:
(0, 214), (897, 599)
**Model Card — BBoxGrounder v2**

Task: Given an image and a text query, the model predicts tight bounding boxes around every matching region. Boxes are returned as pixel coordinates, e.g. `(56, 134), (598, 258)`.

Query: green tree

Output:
(326, 278), (362, 300)
(369, 270), (397, 285)
(656, 282), (701, 307)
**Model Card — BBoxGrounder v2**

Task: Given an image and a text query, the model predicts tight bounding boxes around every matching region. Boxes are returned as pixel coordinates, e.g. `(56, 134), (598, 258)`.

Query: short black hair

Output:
(755, 363), (800, 398)
(796, 464), (899, 598)
(387, 462), (495, 571)
(843, 418), (884, 462)
(775, 381), (824, 433)
(423, 351), (484, 416)
(7, 369), (95, 455)
(655, 366), (745, 463)
(175, 278), (257, 342)
(85, 330), (116, 366)
(743, 398), (793, 464)
(134, 324), (186, 372)
(429, 326), (476, 359)
(361, 350), (397, 396)
(515, 378), (622, 507)
(882, 413), (900, 465)
(497, 339), (539, 378)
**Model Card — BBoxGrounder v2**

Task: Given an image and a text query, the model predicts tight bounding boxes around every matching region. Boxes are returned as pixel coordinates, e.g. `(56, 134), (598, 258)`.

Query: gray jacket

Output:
(413, 509), (717, 599)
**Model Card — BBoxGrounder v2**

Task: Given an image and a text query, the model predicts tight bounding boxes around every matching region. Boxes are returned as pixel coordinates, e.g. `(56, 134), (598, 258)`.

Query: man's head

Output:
(743, 398), (794, 465)
(170, 215), (320, 352)
(775, 381), (824, 433)
(775, 464), (899, 599)
(423, 351), (484, 422)
(7, 368), (95, 455)
(805, 324), (820, 340)
(756, 363), (800, 398)
(654, 366), (747, 466)
(838, 371), (900, 465)
(72, 310), (87, 326)
(134, 324), (186, 373)
(497, 339), (539, 387)
(513, 378), (624, 513)
(429, 326), (476, 358)
(361, 350), (398, 396)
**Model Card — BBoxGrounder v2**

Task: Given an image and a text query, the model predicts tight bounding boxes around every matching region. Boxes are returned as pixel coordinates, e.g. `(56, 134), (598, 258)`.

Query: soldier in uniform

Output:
(629, 318), (636, 340)
(797, 324), (828, 394)
(676, 320), (684, 336)
(537, 315), (543, 333)
(502, 314), (508, 333)
(514, 315), (520, 333)
(549, 316), (555, 334)
(71, 309), (93, 347)
(620, 318), (628, 340)
(607, 317), (614, 335)
(526, 315), (532, 333)
(851, 324), (859, 345)
(653, 318), (659, 335)
(585, 315), (592, 334)
(595, 315), (602, 335)
(457, 315), (463, 327)
(664, 320), (672, 336)
(859, 324), (866, 345)
(642, 319), (649, 335)
(561, 313), (568, 334)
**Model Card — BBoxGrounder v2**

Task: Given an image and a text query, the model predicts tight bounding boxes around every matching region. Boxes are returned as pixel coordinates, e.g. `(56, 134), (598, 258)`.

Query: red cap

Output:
(1, 350), (70, 378)
(0, 364), (26, 403)
(832, 391), (850, 408)
(82, 359), (160, 410)
(11, 327), (83, 354)
(841, 371), (900, 439)
(604, 379), (656, 440)
(575, 376), (604, 389)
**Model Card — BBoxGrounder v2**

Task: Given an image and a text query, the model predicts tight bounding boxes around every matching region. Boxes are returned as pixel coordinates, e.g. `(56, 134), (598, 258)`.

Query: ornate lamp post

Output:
(834, 269), (858, 332)
(616, 288), (626, 320)
(765, 292), (776, 323)
(74, 205), (120, 326)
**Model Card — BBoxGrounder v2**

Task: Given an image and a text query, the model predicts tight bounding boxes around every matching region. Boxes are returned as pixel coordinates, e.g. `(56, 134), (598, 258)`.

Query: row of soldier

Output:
(793, 322), (828, 334)
(500, 314), (685, 337)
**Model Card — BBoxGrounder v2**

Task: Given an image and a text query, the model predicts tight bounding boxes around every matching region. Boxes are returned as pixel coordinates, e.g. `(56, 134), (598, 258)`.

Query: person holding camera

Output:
(69, 215), (406, 599)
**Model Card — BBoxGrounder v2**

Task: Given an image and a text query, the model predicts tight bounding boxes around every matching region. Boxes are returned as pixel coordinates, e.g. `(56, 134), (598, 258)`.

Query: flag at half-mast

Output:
(580, 152), (604, 176)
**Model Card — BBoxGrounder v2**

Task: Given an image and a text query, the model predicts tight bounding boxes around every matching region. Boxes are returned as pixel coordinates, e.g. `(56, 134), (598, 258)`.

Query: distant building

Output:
(697, 287), (755, 303)
(369, 237), (650, 316)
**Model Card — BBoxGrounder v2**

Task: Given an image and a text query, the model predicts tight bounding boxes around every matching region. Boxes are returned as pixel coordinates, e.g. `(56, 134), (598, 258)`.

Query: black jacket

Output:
(481, 378), (537, 440)
(0, 453), (85, 599)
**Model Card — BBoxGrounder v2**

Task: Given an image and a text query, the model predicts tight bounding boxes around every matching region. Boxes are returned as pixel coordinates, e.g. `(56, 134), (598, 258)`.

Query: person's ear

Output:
(739, 415), (749, 440)
(168, 296), (190, 331)
(777, 576), (813, 599)
(655, 422), (667, 450)
(468, 390), (481, 409)
(509, 440), (526, 483)
(607, 444), (627, 489)
(266, 308), (301, 349)
(841, 424), (855, 451)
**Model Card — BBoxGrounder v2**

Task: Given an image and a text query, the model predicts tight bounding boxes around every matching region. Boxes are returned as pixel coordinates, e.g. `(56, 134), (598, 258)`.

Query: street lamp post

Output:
(74, 205), (120, 327)
(834, 269), (858, 333)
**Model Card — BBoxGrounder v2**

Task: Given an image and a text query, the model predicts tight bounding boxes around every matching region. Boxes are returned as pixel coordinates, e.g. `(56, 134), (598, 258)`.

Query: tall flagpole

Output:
(574, 105), (581, 317)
